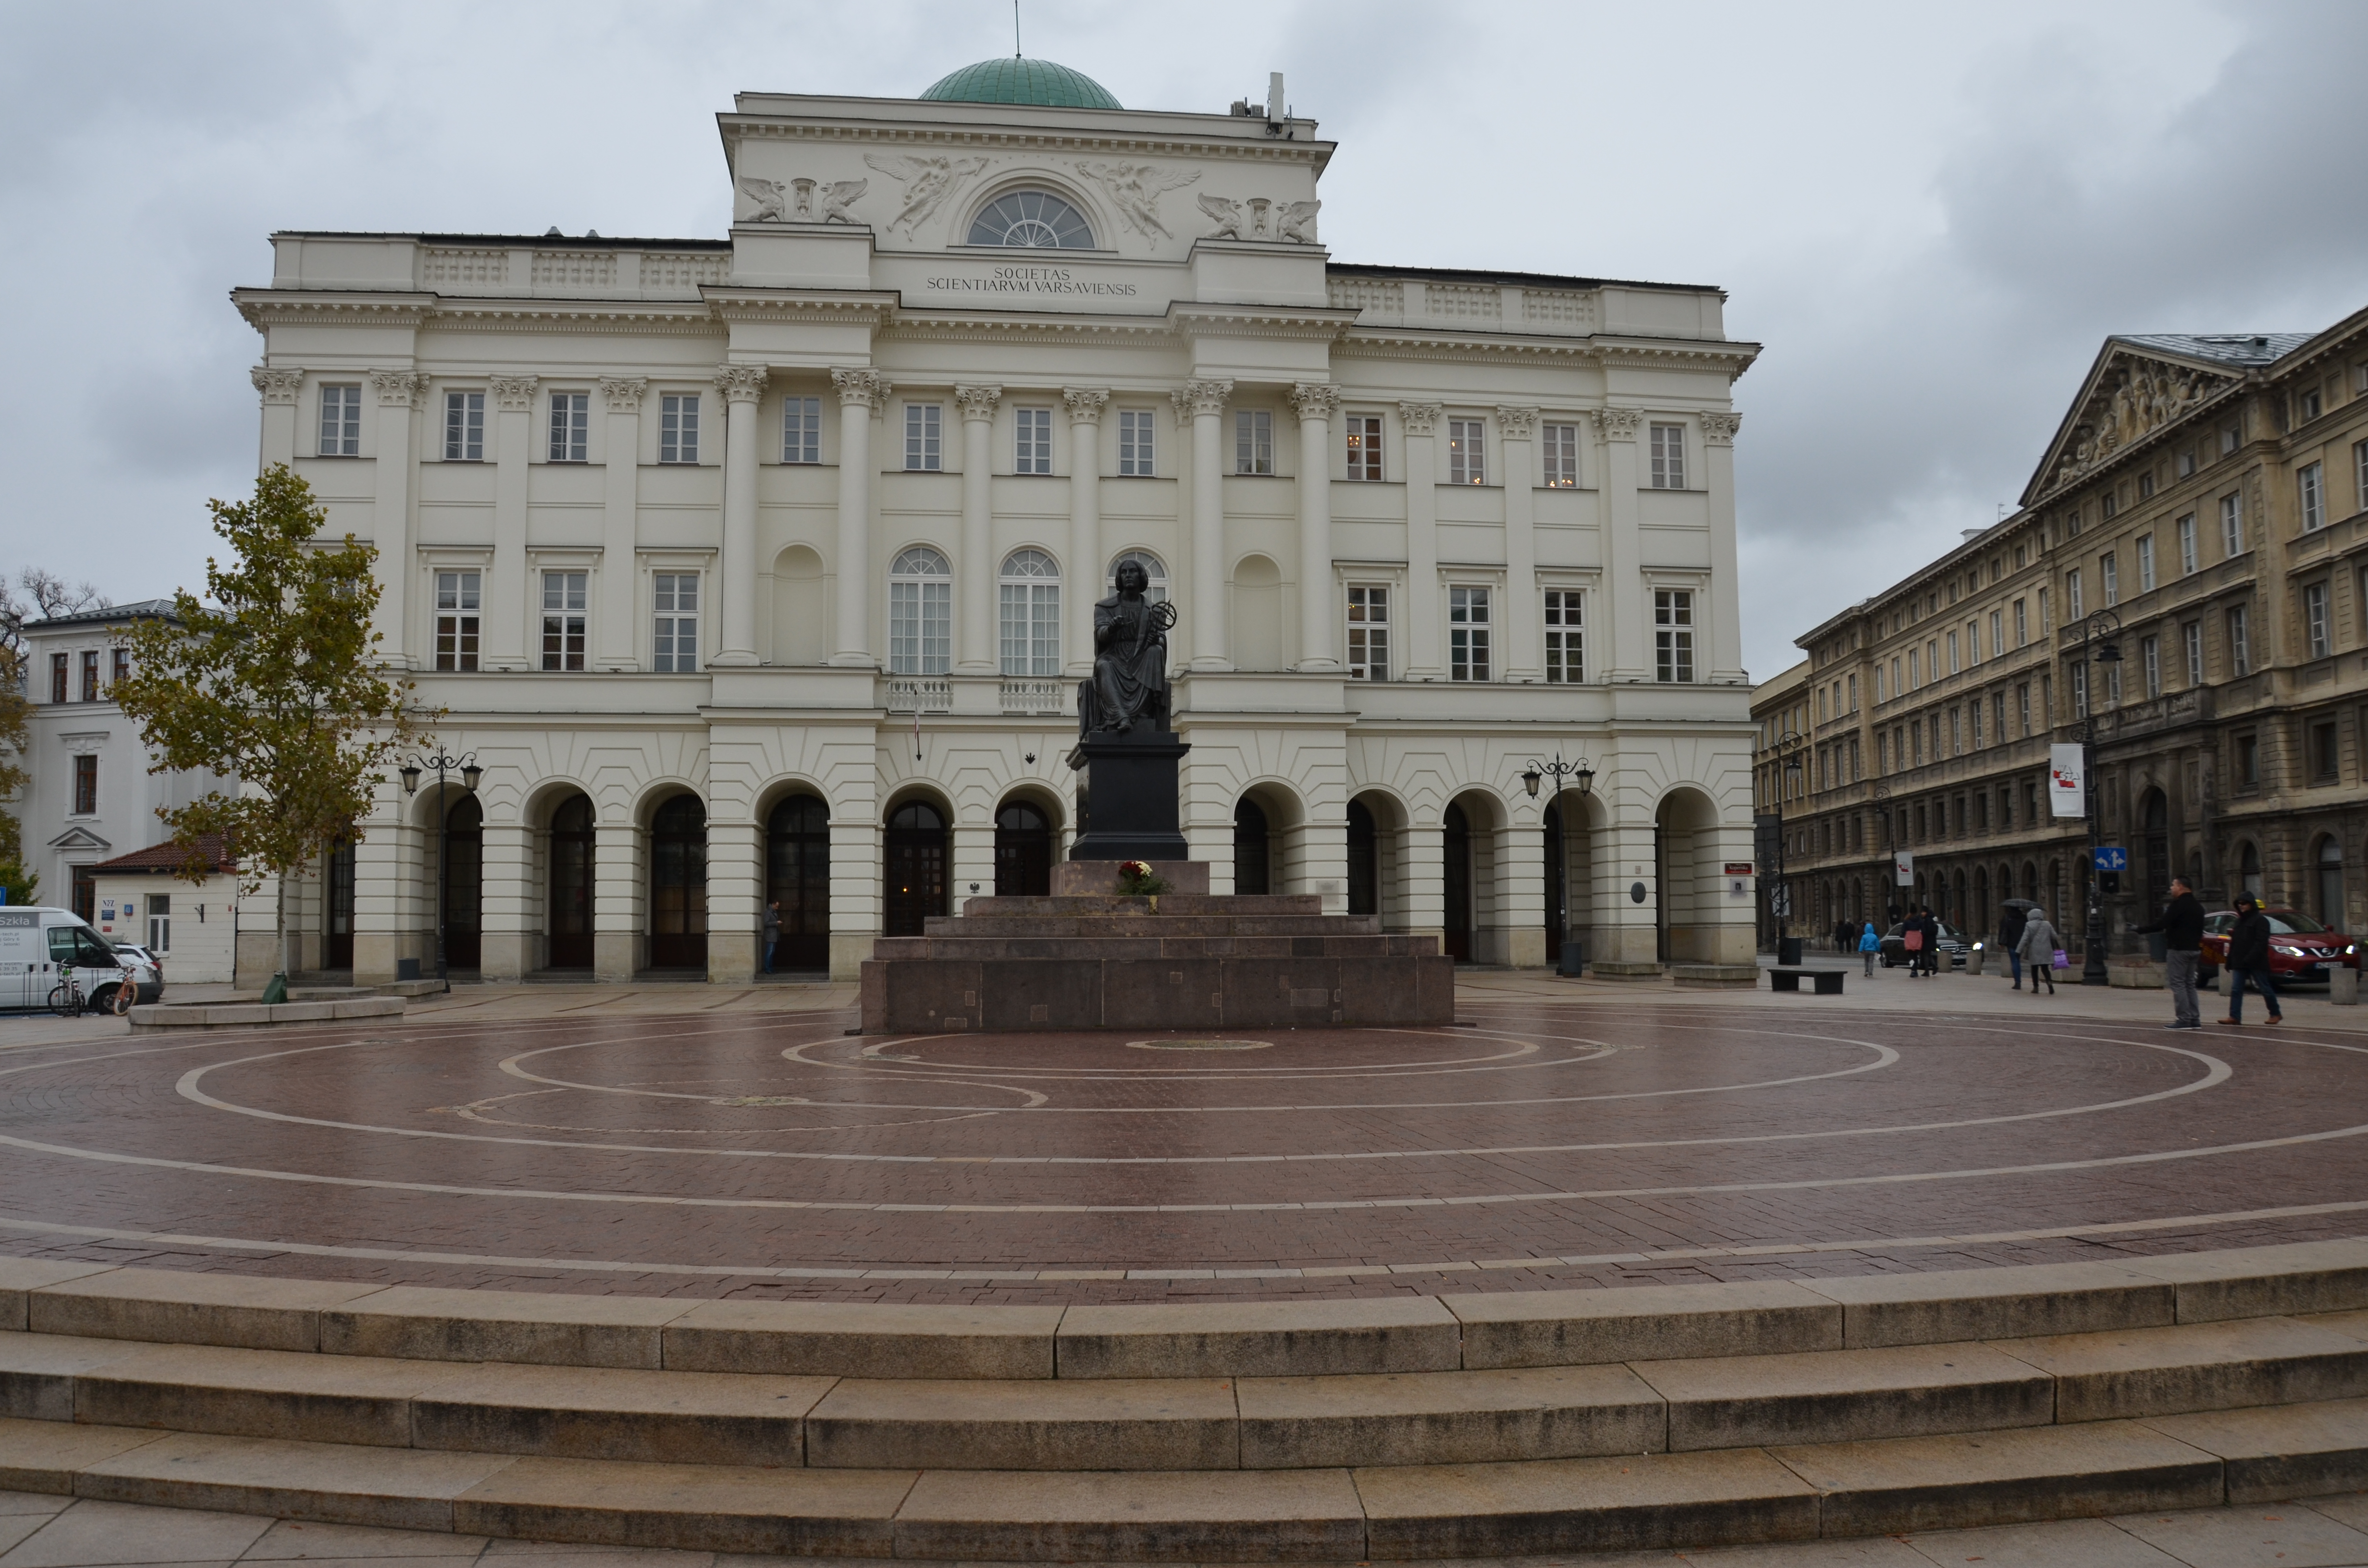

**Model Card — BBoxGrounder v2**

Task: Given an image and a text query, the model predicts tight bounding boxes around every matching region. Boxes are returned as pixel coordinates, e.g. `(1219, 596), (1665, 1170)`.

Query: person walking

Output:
(1999, 902), (2029, 990)
(2218, 894), (2284, 1026)
(1915, 906), (1942, 978)
(762, 899), (781, 975)
(1901, 908), (1927, 978)
(2018, 907), (2061, 995)
(1859, 919), (1880, 977)
(2135, 875), (2206, 1029)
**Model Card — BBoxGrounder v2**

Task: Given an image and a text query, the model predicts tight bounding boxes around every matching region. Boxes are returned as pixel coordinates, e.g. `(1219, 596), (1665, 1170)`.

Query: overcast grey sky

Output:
(2, 0), (2361, 678)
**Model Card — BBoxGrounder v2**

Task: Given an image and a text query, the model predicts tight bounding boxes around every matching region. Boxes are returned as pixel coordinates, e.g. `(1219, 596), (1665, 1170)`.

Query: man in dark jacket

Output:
(2219, 894), (2284, 1026)
(1999, 904), (2029, 990)
(2135, 876), (2206, 1029)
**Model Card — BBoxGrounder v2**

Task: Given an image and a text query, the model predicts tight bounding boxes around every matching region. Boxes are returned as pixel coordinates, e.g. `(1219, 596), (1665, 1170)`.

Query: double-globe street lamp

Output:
(398, 748), (481, 985)
(1520, 749), (1595, 976)
(2069, 609), (2123, 987)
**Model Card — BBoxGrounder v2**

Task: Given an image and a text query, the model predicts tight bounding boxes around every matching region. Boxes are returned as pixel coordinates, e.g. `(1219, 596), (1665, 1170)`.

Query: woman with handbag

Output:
(1901, 916), (1925, 978)
(2017, 908), (2061, 996)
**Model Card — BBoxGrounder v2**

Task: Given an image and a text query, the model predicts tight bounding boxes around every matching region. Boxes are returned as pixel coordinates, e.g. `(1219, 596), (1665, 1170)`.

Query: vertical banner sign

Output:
(2048, 743), (2087, 818)
(1893, 850), (1914, 887)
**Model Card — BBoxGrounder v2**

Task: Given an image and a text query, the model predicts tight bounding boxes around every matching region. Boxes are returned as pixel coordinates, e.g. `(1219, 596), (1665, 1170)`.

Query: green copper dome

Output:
(919, 58), (1121, 110)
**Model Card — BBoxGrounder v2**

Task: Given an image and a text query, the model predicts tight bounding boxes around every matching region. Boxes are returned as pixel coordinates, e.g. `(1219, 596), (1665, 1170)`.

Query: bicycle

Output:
(47, 965), (135, 1018)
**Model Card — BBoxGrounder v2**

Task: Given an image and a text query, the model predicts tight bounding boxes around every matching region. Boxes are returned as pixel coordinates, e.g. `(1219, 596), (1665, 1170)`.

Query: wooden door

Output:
(546, 795), (594, 970)
(442, 796), (483, 970)
(994, 802), (1052, 897)
(649, 794), (708, 970)
(325, 839), (355, 971)
(884, 801), (948, 937)
(1443, 802), (1472, 962)
(767, 795), (830, 969)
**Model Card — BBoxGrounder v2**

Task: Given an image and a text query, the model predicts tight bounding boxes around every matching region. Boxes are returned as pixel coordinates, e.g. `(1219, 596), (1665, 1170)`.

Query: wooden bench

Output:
(1768, 967), (1845, 994)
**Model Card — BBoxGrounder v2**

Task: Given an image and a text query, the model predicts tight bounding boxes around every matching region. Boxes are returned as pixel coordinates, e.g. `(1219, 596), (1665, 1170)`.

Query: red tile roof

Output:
(89, 835), (237, 874)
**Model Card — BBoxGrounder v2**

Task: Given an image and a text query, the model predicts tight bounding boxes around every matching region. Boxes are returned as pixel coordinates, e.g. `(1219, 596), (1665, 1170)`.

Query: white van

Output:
(0, 907), (163, 1012)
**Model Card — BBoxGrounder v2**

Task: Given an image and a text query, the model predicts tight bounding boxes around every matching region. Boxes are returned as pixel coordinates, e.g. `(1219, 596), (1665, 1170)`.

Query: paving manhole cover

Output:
(1126, 1039), (1274, 1051)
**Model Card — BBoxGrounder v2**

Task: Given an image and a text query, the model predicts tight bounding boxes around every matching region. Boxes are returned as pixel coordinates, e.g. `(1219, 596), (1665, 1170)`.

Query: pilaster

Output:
(828, 814), (882, 979)
(596, 378), (646, 671)
(714, 364), (769, 667)
(593, 821), (643, 980)
(1497, 406), (1541, 682)
(951, 820), (996, 907)
(955, 384), (1003, 674)
(1399, 402), (1443, 678)
(1491, 822), (1547, 967)
(1063, 388), (1108, 678)
(369, 369), (425, 669)
(1292, 382), (1340, 671)
(486, 374), (537, 671)
(1177, 379), (1233, 671)
(1593, 407), (1647, 682)
(250, 366), (302, 469)
(478, 822), (531, 981)
(707, 818), (761, 981)
(1701, 411), (1746, 684)
(831, 368), (890, 668)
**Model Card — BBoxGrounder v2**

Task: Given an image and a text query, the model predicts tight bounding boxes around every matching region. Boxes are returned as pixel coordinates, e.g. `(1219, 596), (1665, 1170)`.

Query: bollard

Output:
(2336, 966), (2360, 1006)
(1967, 943), (1987, 977)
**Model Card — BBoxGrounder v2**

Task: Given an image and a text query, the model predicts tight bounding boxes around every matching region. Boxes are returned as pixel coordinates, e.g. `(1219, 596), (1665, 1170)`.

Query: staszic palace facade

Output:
(230, 59), (1760, 984)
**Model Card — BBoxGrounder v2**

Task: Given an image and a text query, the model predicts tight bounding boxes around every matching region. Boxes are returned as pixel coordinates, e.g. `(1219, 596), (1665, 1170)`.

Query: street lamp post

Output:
(2070, 609), (2122, 987)
(1763, 727), (1807, 964)
(1869, 779), (1892, 927)
(398, 748), (481, 986)
(1520, 748), (1595, 976)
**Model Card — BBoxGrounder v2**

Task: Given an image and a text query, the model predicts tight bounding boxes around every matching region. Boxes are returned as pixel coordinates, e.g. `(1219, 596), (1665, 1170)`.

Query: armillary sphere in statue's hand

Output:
(1147, 600), (1179, 632)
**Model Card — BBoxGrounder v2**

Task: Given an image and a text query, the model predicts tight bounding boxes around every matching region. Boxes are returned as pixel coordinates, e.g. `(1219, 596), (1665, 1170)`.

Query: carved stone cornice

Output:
(714, 365), (770, 404)
(370, 369), (427, 409)
(1397, 401), (1442, 437)
(832, 367), (891, 411)
(598, 377), (648, 414)
(1700, 411), (1742, 446)
(249, 366), (304, 406)
(1494, 405), (1539, 441)
(1590, 407), (1644, 441)
(953, 384), (1005, 421)
(1290, 382), (1341, 422)
(489, 373), (539, 412)
(1062, 387), (1110, 423)
(1172, 379), (1233, 420)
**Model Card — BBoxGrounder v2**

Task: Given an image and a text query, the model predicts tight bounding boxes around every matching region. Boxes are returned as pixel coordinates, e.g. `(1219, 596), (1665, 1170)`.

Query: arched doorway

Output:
(325, 837), (355, 972)
(1542, 801), (1565, 964)
(1347, 800), (1379, 917)
(546, 795), (595, 970)
(2318, 837), (2344, 927)
(1234, 798), (1271, 895)
(766, 795), (829, 970)
(885, 800), (949, 936)
(442, 795), (483, 971)
(995, 801), (1053, 896)
(1443, 802), (1473, 961)
(649, 794), (707, 970)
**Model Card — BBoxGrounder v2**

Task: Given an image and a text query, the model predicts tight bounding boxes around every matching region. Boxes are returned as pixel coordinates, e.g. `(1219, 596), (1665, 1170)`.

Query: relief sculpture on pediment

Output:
(863, 154), (989, 237)
(2049, 355), (2228, 491)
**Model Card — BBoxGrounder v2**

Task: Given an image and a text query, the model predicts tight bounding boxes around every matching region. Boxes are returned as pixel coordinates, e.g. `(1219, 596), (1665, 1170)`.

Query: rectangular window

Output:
(1447, 419), (1485, 485)
(660, 394), (700, 464)
(2102, 492), (2118, 520)
(1543, 588), (1582, 683)
(147, 894), (169, 955)
(1970, 702), (1982, 748)
(2228, 604), (2250, 676)
(1948, 629), (1960, 674)
(2136, 535), (2155, 592)
(72, 754), (96, 815)
(1848, 672), (1857, 710)
(2179, 448), (2196, 478)
(2184, 620), (2203, 686)
(903, 403), (941, 471)
(2072, 661), (2089, 718)
(1015, 407), (1052, 475)
(1343, 414), (1381, 481)
(2306, 581), (2331, 659)
(1235, 409), (1273, 475)
(2142, 634), (2160, 698)
(888, 572), (950, 676)
(782, 396), (821, 464)
(48, 652), (66, 703)
(1119, 409), (1157, 476)
(2100, 552), (2118, 607)
(1448, 586), (1491, 681)
(2139, 471), (2154, 499)
(2221, 492), (2244, 556)
(1649, 423), (1685, 489)
(1542, 422), (1579, 487)
(1991, 690), (2005, 745)
(2224, 426), (2240, 456)
(2300, 461), (2325, 531)
(2067, 569), (2084, 620)
(548, 393), (589, 462)
(1989, 609), (2003, 658)
(2356, 438), (2368, 512)
(2106, 660), (2121, 708)
(1653, 589), (1695, 683)
(2300, 388), (2323, 422)
(2238, 733), (2259, 788)
(2017, 683), (2031, 736)
(2040, 587), (2051, 634)
(1345, 586), (1389, 680)
(1949, 708), (1961, 755)
(653, 573), (700, 672)
(2178, 514), (2196, 575)
(540, 571), (587, 672)
(1908, 648), (1919, 688)
(2311, 721), (2339, 783)
(434, 571), (481, 672)
(443, 391), (485, 462)
(2065, 505), (2082, 538)
(2014, 598), (2028, 646)
(319, 384), (361, 456)
(79, 650), (98, 702)
(111, 648), (128, 687)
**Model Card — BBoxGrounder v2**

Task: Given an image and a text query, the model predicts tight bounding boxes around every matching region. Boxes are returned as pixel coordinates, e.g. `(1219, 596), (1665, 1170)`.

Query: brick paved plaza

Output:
(5, 970), (2366, 1307)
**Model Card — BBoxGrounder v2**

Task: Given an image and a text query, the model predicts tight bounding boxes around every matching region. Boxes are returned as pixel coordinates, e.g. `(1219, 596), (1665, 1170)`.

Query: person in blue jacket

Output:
(1858, 919), (1880, 977)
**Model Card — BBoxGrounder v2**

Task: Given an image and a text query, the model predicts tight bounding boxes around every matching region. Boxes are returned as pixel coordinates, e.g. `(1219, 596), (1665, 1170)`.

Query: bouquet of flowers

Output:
(1117, 859), (1171, 897)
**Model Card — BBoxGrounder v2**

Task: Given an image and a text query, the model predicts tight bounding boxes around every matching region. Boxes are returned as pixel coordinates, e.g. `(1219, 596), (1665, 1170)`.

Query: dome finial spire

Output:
(1013, 0), (1022, 57)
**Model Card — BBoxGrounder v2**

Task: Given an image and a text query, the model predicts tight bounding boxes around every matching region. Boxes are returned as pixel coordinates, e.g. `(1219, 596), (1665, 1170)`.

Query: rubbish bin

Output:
(1776, 936), (1802, 967)
(396, 957), (421, 981)
(1558, 938), (1583, 978)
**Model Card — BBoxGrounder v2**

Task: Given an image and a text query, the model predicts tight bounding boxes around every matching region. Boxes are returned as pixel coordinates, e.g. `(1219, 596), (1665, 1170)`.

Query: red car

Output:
(2199, 907), (2362, 987)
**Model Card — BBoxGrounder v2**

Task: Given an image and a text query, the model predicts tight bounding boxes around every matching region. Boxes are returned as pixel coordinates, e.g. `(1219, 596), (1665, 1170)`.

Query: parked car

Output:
(1877, 920), (1972, 969)
(0, 906), (162, 1012)
(2199, 907), (2361, 988)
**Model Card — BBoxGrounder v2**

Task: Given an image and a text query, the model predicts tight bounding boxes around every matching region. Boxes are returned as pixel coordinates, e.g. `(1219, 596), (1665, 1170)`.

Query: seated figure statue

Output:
(1077, 559), (1177, 735)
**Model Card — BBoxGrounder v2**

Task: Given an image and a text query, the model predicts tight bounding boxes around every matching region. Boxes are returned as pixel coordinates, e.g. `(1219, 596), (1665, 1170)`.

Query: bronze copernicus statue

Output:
(1078, 559), (1176, 735)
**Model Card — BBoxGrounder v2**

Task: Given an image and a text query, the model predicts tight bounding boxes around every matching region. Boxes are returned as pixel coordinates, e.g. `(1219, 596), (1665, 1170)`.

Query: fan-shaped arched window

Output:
(1107, 550), (1169, 604)
(999, 549), (1061, 675)
(968, 190), (1095, 249)
(889, 547), (950, 675)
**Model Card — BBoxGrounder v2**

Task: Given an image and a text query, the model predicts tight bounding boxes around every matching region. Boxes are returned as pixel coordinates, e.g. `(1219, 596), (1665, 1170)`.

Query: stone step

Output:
(919, 914), (1385, 938)
(859, 953), (1456, 1031)
(958, 894), (1327, 917)
(873, 934), (1426, 961)
(8, 1400), (2368, 1558)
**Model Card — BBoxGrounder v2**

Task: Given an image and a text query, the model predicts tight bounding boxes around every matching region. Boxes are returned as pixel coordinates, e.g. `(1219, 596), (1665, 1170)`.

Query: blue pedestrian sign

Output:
(2093, 846), (2127, 872)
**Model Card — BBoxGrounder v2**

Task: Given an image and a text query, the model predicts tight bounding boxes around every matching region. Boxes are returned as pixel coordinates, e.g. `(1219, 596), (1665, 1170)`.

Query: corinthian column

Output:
(1291, 382), (1340, 671)
(714, 364), (769, 667)
(1399, 402), (1443, 679)
(954, 384), (1003, 674)
(596, 378), (645, 670)
(1175, 378), (1233, 671)
(250, 366), (303, 468)
(486, 374), (538, 670)
(1701, 412), (1746, 684)
(830, 368), (890, 667)
(1063, 388), (1109, 678)
(1497, 405), (1540, 682)
(369, 369), (426, 668)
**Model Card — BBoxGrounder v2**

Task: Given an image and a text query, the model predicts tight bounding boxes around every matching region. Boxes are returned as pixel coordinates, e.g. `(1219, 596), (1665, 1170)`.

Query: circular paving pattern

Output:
(3, 1001), (2367, 1304)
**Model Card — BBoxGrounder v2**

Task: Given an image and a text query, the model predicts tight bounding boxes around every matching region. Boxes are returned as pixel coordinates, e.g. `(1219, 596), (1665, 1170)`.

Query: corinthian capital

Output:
(370, 369), (426, 408)
(1290, 382), (1341, 422)
(954, 384), (1004, 422)
(598, 376), (648, 413)
(714, 365), (769, 404)
(1172, 378), (1233, 420)
(249, 366), (304, 406)
(1397, 401), (1441, 436)
(1700, 411), (1743, 445)
(1494, 404), (1539, 441)
(490, 373), (540, 412)
(831, 367), (890, 410)
(1062, 387), (1110, 423)
(1591, 406), (1644, 441)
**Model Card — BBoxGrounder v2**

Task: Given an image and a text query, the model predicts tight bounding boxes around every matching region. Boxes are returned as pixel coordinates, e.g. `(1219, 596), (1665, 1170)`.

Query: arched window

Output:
(995, 801), (1053, 896)
(889, 547), (951, 675)
(968, 190), (1095, 249)
(999, 549), (1061, 675)
(1107, 550), (1169, 604)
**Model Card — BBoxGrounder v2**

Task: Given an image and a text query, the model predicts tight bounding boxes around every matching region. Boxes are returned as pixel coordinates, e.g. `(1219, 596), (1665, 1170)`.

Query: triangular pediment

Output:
(2023, 341), (2244, 505)
(47, 826), (111, 854)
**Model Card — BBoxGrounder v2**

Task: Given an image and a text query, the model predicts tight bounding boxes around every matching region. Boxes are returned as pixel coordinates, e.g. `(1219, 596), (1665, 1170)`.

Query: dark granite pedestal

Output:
(1066, 727), (1189, 862)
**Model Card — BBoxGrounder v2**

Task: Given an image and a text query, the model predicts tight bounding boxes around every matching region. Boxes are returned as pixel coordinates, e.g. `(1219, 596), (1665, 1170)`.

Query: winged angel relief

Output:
(1196, 196), (1320, 244)
(862, 154), (992, 238)
(737, 177), (866, 225)
(1073, 161), (1199, 246)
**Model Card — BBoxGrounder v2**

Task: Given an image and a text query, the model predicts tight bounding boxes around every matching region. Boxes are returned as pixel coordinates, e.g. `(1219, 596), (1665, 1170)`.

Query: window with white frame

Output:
(1908, 647), (1919, 688)
(2222, 425), (2240, 456)
(541, 571), (587, 671)
(2137, 535), (2155, 592)
(1989, 608), (2003, 658)
(2014, 598), (2028, 646)
(434, 571), (481, 672)
(783, 396), (820, 464)
(319, 384), (360, 456)
(1345, 415), (1381, 481)
(1235, 409), (1272, 475)
(1447, 419), (1486, 485)
(2106, 659), (2121, 708)
(548, 393), (588, 462)
(652, 573), (699, 671)
(2221, 492), (2244, 555)
(1448, 586), (1491, 680)
(1107, 550), (1169, 603)
(1544, 588), (1583, 683)
(2305, 581), (2331, 659)
(998, 549), (1060, 675)
(904, 404), (941, 471)
(1118, 410), (1156, 476)
(2228, 604), (2250, 676)
(2100, 551), (2118, 607)
(1542, 423), (1579, 487)
(1649, 423), (1685, 489)
(1653, 589), (1694, 682)
(659, 394), (699, 464)
(2300, 461), (2325, 531)
(2067, 568), (2084, 620)
(2184, 620), (2203, 686)
(1948, 629), (1960, 674)
(2142, 635), (2160, 698)
(2178, 514), (2196, 575)
(2356, 438), (2368, 512)
(889, 548), (951, 674)
(2072, 661), (2089, 717)
(1015, 407), (1052, 475)
(1346, 585), (1389, 680)
(146, 895), (169, 955)
(443, 392), (485, 462)
(2017, 683), (2031, 736)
